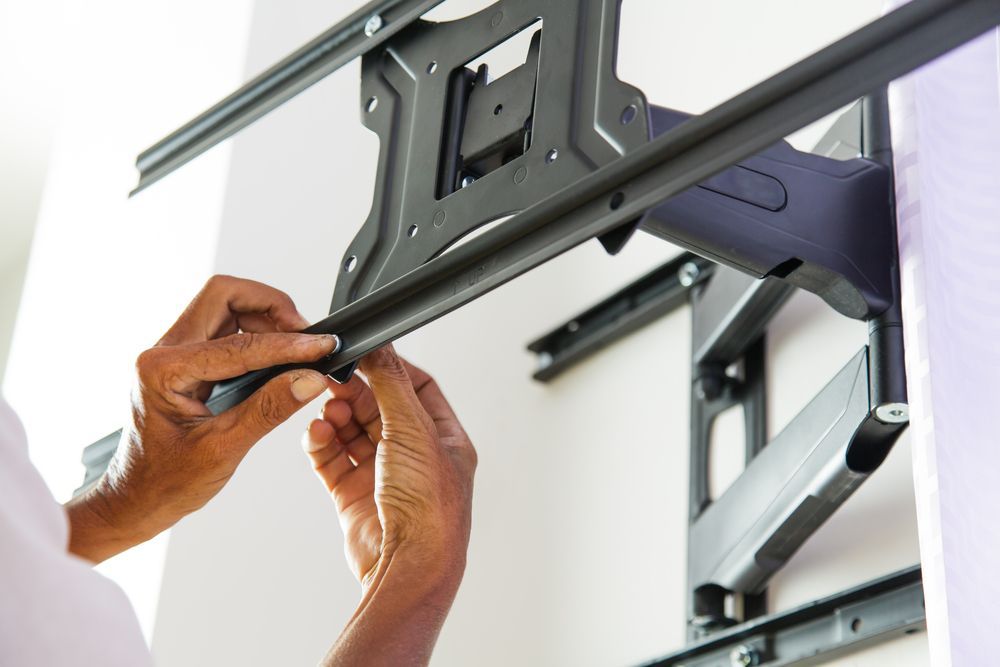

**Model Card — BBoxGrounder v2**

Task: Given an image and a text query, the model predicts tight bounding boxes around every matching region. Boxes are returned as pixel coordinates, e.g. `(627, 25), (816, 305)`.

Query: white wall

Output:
(2, 0), (254, 639)
(145, 1), (926, 665)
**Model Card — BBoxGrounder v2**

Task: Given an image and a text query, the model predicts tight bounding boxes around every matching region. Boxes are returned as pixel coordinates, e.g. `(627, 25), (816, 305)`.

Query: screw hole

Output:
(344, 255), (358, 273)
(365, 96), (378, 113)
(427, 61), (438, 74)
(545, 148), (559, 164)
(407, 224), (419, 238)
(850, 618), (862, 633)
(609, 192), (625, 210)
(493, 104), (503, 116)
(620, 104), (638, 125)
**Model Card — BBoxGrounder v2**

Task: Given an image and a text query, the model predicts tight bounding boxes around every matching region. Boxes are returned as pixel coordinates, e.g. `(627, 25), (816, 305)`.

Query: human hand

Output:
(66, 275), (337, 563)
(303, 345), (476, 591)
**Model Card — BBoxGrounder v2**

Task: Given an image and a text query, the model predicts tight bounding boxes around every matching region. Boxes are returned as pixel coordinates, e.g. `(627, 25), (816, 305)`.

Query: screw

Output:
(730, 645), (759, 667)
(874, 402), (909, 424)
(694, 375), (724, 402)
(364, 14), (383, 37)
(537, 352), (554, 370)
(461, 175), (476, 188)
(678, 261), (701, 287)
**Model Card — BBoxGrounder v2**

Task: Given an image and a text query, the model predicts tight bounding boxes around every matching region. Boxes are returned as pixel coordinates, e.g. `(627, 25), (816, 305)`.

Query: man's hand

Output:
(66, 275), (336, 563)
(303, 346), (476, 667)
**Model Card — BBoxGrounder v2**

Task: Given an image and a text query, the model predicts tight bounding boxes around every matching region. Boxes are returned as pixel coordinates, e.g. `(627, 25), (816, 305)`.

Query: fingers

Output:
(302, 418), (355, 492)
(160, 275), (310, 345)
(324, 373), (383, 445)
(208, 369), (328, 450)
(303, 412), (376, 513)
(138, 332), (337, 392)
(358, 345), (436, 440)
(322, 399), (377, 464)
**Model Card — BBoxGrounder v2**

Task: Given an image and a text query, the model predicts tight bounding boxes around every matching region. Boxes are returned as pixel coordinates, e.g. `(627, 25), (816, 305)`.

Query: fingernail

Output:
(302, 334), (339, 352)
(291, 373), (327, 402)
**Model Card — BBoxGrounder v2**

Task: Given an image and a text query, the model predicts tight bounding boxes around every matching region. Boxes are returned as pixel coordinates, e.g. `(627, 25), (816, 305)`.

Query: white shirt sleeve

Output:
(0, 397), (153, 666)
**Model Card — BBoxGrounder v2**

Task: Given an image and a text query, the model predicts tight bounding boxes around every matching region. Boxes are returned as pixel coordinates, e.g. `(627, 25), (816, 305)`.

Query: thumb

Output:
(359, 346), (436, 440)
(212, 369), (328, 448)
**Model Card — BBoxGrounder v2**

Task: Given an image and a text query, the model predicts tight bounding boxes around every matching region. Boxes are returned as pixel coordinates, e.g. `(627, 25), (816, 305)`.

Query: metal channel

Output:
(132, 0), (445, 193)
(526, 253), (712, 382)
(639, 566), (924, 667)
(81, 0), (1000, 483)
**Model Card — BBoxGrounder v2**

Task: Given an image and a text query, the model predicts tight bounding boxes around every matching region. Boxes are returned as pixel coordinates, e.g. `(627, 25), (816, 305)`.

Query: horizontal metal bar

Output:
(132, 0), (445, 194)
(525, 253), (712, 382)
(640, 566), (924, 667)
(81, 0), (1000, 483)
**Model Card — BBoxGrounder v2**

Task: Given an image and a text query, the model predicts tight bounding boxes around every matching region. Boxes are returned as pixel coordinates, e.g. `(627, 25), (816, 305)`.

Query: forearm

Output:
(64, 478), (161, 564)
(323, 544), (463, 667)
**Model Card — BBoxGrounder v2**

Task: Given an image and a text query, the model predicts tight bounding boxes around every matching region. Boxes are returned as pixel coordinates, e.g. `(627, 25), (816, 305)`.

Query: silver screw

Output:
(678, 261), (701, 287)
(875, 402), (909, 424)
(364, 14), (383, 37)
(537, 352), (554, 370)
(461, 175), (476, 188)
(730, 645), (759, 667)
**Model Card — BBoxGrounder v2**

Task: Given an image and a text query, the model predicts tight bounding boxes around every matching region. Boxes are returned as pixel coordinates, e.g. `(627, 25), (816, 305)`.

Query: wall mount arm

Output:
(81, 0), (999, 492)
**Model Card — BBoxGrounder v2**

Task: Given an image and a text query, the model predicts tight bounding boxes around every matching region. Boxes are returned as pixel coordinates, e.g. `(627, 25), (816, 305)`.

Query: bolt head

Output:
(678, 261), (701, 287)
(730, 645), (759, 667)
(364, 14), (384, 37)
(874, 402), (909, 424)
(461, 175), (476, 188)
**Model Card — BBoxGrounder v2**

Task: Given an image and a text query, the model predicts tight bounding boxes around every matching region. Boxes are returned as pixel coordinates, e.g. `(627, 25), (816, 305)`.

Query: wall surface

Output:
(149, 1), (927, 665)
(2, 0), (254, 638)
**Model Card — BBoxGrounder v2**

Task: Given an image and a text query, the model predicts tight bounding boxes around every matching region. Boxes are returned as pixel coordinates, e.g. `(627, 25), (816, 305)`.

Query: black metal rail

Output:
(639, 566), (924, 667)
(132, 0), (446, 193)
(526, 253), (713, 382)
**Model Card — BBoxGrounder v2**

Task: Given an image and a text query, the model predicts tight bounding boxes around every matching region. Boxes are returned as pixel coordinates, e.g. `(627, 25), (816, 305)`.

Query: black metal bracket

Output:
(76, 2), (1000, 659)
(523, 90), (912, 663)
(640, 565), (924, 667)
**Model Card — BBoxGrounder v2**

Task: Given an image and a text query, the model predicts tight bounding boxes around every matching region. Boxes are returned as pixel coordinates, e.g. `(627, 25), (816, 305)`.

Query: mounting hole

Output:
(493, 104), (503, 116)
(609, 192), (625, 210)
(365, 96), (378, 113)
(545, 148), (559, 163)
(344, 255), (358, 273)
(407, 224), (419, 238)
(427, 61), (438, 74)
(850, 618), (863, 633)
(620, 103), (638, 125)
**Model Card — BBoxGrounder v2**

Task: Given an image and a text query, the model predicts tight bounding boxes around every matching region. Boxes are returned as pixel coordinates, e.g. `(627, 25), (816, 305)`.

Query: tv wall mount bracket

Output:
(79, 0), (1000, 664)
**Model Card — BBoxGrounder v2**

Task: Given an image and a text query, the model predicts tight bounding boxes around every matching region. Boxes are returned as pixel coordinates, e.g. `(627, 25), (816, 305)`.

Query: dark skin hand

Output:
(61, 276), (477, 667)
(65, 275), (337, 563)
(304, 346), (477, 667)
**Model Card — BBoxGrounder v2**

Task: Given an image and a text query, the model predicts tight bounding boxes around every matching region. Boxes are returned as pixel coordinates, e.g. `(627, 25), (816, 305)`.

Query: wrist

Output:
(366, 536), (466, 599)
(64, 476), (161, 563)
